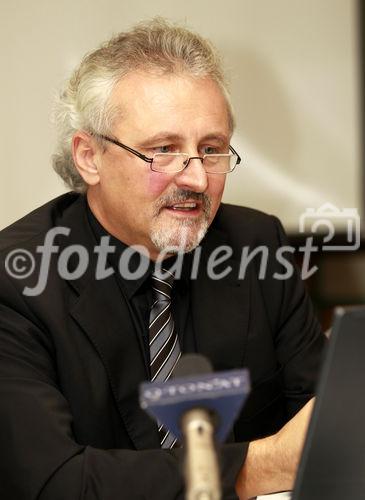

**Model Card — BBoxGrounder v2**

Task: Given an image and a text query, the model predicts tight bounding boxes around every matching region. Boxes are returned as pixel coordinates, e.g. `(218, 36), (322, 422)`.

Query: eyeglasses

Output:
(97, 134), (241, 174)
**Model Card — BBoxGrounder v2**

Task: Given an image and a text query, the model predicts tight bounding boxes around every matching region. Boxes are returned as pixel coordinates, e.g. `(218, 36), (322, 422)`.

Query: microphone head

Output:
(172, 353), (213, 378)
(140, 354), (250, 443)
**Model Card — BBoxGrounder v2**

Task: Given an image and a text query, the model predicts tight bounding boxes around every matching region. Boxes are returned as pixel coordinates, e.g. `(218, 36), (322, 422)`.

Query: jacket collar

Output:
(58, 195), (160, 449)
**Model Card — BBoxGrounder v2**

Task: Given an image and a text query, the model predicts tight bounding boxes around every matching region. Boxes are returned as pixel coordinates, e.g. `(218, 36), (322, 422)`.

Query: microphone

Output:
(140, 354), (250, 500)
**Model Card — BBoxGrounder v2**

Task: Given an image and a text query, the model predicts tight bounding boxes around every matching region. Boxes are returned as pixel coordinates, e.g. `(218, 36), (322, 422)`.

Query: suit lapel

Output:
(59, 196), (160, 449)
(191, 226), (250, 370)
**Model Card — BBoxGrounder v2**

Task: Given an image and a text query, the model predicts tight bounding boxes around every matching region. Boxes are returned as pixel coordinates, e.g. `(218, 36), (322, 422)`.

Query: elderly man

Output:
(0, 18), (325, 500)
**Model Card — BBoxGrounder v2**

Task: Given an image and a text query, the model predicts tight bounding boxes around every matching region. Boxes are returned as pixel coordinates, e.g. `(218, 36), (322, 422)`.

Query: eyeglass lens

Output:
(152, 153), (237, 173)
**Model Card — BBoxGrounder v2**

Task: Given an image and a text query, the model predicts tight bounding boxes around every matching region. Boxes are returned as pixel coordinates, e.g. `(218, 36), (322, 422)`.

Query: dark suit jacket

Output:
(0, 193), (326, 500)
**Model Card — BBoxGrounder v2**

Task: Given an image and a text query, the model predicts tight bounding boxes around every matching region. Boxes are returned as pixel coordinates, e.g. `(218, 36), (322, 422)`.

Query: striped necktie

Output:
(149, 268), (181, 448)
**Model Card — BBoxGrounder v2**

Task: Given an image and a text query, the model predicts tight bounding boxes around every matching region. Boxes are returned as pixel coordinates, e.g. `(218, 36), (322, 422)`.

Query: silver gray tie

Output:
(149, 268), (181, 448)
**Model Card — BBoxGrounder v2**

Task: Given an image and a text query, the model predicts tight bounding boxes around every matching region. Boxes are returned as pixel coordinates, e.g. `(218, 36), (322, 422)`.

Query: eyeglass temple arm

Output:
(98, 134), (153, 163)
(229, 145), (241, 165)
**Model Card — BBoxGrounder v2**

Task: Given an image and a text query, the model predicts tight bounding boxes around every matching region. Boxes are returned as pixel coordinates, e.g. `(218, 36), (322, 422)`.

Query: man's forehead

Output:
(112, 70), (224, 104)
(110, 70), (231, 139)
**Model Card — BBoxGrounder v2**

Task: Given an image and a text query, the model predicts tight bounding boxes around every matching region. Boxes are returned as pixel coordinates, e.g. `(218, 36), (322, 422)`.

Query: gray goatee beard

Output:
(150, 190), (212, 254)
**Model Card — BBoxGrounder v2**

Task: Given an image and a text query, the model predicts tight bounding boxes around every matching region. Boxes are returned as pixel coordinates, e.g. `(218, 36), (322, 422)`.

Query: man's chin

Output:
(150, 219), (208, 256)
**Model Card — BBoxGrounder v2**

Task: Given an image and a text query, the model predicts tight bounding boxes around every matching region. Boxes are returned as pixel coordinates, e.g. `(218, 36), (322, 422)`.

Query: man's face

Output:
(88, 71), (231, 260)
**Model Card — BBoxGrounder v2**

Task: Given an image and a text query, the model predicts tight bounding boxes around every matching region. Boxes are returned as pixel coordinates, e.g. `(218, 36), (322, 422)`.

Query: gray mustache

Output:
(157, 190), (211, 216)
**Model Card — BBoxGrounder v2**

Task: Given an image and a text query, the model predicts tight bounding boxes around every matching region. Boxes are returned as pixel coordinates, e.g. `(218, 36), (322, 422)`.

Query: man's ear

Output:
(72, 131), (100, 186)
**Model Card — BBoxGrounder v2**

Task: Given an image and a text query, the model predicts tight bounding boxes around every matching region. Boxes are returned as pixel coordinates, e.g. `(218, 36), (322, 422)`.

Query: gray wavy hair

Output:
(52, 17), (234, 192)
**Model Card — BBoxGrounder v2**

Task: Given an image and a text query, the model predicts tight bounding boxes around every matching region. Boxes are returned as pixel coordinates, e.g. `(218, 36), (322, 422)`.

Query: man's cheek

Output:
(147, 171), (173, 196)
(211, 180), (226, 204)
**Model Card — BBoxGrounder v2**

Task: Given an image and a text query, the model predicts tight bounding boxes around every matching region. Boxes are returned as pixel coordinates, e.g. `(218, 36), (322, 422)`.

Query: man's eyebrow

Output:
(139, 132), (230, 147)
(200, 134), (229, 145)
(139, 133), (183, 147)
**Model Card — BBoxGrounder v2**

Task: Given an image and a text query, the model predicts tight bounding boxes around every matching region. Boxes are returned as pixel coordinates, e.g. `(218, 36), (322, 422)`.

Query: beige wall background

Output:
(0, 0), (361, 232)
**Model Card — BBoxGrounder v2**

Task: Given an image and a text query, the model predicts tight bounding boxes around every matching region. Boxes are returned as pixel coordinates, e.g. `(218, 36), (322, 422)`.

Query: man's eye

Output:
(203, 146), (219, 155)
(154, 145), (173, 154)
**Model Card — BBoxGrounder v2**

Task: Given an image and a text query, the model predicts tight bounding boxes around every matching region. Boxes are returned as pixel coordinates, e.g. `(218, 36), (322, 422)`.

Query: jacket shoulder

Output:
(0, 192), (82, 252)
(214, 203), (284, 246)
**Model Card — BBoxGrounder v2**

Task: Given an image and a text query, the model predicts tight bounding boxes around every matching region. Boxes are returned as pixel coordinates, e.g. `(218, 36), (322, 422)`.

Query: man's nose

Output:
(174, 157), (208, 193)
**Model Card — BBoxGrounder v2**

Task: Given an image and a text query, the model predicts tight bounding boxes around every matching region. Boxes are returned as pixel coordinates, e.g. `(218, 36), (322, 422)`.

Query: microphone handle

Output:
(182, 408), (221, 500)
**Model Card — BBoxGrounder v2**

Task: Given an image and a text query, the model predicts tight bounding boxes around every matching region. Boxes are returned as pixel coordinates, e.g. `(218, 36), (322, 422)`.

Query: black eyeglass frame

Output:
(97, 134), (241, 173)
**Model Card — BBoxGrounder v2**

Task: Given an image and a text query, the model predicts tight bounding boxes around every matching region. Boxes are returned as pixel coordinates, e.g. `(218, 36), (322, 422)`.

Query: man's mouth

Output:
(155, 190), (211, 219)
(162, 201), (202, 217)
(168, 202), (198, 212)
